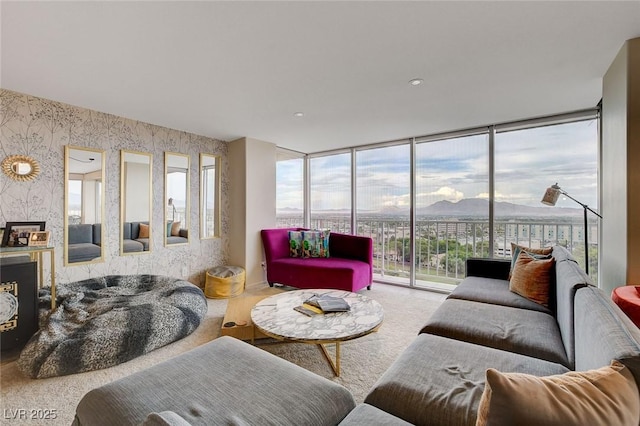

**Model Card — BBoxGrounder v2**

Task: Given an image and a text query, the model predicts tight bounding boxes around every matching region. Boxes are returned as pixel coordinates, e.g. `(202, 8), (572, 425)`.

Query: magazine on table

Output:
(304, 294), (351, 313)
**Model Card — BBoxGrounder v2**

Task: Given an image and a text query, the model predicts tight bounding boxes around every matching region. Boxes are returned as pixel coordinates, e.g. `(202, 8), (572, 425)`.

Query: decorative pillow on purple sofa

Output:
(300, 230), (330, 258)
(288, 231), (303, 257)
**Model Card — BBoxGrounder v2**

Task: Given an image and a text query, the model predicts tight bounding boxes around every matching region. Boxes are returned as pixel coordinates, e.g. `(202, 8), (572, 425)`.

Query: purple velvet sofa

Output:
(261, 228), (374, 292)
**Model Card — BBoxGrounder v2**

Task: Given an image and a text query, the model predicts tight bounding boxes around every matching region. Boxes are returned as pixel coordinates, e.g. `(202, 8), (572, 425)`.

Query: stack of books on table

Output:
(294, 294), (351, 317)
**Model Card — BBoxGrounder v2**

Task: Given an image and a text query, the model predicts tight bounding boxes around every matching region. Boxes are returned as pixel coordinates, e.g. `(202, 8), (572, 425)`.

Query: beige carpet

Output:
(0, 283), (445, 425)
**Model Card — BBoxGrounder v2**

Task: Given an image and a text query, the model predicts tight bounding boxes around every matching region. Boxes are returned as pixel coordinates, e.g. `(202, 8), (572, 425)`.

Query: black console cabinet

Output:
(1, 258), (38, 352)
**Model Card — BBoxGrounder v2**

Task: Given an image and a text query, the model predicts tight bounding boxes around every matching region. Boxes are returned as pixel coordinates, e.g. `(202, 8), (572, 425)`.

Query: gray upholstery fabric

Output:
(338, 404), (412, 426)
(123, 239), (144, 252)
(365, 334), (569, 426)
(575, 286), (640, 385)
(73, 336), (355, 426)
(447, 276), (552, 314)
(141, 412), (193, 426)
(166, 236), (188, 245)
(123, 223), (133, 239)
(420, 298), (569, 367)
(68, 224), (102, 262)
(92, 223), (101, 245)
(136, 238), (150, 251)
(67, 242), (102, 263)
(68, 224), (94, 244)
(552, 246), (592, 368)
(123, 222), (149, 252)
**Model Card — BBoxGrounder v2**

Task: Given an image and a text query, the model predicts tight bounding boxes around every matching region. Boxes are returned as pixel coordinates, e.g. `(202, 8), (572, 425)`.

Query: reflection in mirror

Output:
(121, 150), (152, 255)
(64, 146), (105, 265)
(200, 154), (221, 239)
(2, 155), (40, 181)
(165, 152), (190, 246)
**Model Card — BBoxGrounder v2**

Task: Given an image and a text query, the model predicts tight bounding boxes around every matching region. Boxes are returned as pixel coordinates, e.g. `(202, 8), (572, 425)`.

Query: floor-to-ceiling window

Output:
(414, 132), (490, 290)
(309, 152), (352, 234)
(278, 109), (600, 289)
(355, 143), (411, 283)
(276, 149), (305, 228)
(494, 117), (599, 280)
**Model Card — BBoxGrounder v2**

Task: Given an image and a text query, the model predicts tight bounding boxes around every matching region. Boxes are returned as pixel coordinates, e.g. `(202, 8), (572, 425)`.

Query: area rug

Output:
(1, 283), (444, 425)
(17, 275), (207, 379)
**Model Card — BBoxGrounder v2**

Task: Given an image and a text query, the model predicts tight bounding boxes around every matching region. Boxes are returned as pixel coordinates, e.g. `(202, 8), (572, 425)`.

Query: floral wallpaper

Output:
(0, 89), (229, 287)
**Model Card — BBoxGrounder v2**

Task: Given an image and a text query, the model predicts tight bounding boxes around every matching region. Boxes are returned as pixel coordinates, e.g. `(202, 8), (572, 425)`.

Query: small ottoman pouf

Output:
(205, 266), (245, 299)
(612, 285), (640, 328)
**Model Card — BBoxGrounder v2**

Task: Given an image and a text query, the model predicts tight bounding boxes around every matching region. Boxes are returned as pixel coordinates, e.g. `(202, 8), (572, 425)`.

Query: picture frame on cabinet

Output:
(1, 222), (46, 247)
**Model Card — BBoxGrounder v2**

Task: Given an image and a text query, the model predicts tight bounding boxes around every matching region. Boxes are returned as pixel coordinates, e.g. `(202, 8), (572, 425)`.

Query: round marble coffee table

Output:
(251, 289), (384, 376)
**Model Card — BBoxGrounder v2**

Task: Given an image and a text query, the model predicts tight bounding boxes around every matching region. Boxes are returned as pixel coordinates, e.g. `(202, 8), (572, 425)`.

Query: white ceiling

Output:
(2, 1), (639, 154)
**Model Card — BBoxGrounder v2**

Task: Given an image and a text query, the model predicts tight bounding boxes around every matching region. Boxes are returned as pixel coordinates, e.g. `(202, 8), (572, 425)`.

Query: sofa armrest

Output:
(329, 233), (373, 265)
(465, 258), (511, 280)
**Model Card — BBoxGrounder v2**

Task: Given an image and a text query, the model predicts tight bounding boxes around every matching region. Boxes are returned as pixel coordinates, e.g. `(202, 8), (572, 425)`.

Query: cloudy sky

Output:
(277, 119), (598, 215)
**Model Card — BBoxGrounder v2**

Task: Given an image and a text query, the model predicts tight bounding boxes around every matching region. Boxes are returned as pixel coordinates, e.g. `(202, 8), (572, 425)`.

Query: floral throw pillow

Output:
(288, 231), (303, 258)
(301, 230), (331, 258)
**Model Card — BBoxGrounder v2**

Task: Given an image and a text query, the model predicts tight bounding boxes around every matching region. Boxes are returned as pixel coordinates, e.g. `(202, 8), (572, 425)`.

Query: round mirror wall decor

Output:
(1, 155), (40, 182)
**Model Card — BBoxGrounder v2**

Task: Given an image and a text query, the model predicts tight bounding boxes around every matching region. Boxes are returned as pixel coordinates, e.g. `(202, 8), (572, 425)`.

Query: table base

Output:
(319, 342), (341, 376)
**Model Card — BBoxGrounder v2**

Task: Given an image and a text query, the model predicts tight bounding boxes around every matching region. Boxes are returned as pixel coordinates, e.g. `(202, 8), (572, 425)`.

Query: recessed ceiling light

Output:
(293, 112), (304, 117)
(409, 78), (423, 86)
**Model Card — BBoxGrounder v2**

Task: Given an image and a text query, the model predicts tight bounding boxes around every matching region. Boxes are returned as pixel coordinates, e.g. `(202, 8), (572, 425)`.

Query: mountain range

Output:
(279, 198), (588, 219)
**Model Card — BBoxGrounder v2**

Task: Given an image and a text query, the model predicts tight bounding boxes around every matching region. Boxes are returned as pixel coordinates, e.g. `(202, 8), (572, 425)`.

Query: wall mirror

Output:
(64, 146), (106, 265)
(165, 152), (190, 246)
(200, 154), (221, 239)
(120, 150), (152, 255)
(2, 155), (41, 182)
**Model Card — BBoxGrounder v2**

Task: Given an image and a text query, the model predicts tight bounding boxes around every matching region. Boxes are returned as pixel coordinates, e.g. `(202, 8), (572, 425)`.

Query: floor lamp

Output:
(541, 183), (602, 275)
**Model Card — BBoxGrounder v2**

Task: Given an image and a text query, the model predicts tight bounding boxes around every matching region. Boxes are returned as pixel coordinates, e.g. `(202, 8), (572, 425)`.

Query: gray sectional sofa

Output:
(123, 221), (150, 252)
(72, 246), (640, 425)
(67, 223), (102, 263)
(363, 246), (640, 425)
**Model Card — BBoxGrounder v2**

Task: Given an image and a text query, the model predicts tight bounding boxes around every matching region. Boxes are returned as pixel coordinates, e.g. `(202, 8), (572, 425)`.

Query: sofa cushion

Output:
(509, 243), (553, 276)
(123, 222), (133, 240)
(421, 299), (569, 367)
(68, 224), (94, 244)
(448, 276), (552, 314)
(575, 286), (640, 385)
(67, 243), (102, 263)
(73, 336), (355, 426)
(170, 221), (181, 236)
(138, 223), (150, 238)
(509, 250), (555, 307)
(123, 239), (144, 253)
(552, 247), (591, 369)
(365, 334), (569, 426)
(166, 236), (188, 245)
(141, 411), (193, 426)
(92, 223), (102, 246)
(476, 361), (640, 426)
(288, 230), (303, 257)
(338, 404), (412, 426)
(135, 238), (150, 251)
(268, 257), (371, 292)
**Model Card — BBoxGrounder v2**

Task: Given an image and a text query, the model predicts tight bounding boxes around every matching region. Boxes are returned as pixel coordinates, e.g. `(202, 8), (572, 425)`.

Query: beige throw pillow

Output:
(509, 243), (553, 278)
(170, 221), (181, 236)
(138, 223), (149, 238)
(476, 361), (640, 426)
(509, 250), (554, 307)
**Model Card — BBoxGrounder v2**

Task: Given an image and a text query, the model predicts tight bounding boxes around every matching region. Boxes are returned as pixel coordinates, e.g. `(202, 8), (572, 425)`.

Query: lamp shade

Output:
(541, 184), (561, 206)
